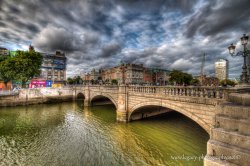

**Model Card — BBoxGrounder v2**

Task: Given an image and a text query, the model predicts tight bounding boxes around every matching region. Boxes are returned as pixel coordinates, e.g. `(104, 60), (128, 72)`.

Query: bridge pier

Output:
(84, 99), (91, 107)
(83, 86), (91, 107)
(116, 85), (128, 122)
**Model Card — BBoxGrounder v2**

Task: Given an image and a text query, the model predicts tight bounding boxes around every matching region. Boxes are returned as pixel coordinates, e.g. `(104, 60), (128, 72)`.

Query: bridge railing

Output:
(88, 85), (119, 92)
(0, 90), (19, 96)
(128, 86), (227, 99)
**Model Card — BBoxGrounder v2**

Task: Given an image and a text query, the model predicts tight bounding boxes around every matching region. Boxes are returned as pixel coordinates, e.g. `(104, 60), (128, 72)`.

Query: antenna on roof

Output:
(200, 53), (206, 85)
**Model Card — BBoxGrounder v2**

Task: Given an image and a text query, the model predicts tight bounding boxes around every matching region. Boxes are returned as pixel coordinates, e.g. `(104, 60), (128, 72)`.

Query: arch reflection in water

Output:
(91, 95), (117, 108)
(0, 101), (208, 166)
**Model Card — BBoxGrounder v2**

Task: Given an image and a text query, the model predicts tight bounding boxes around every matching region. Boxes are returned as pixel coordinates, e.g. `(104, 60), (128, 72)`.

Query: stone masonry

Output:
(75, 85), (250, 165)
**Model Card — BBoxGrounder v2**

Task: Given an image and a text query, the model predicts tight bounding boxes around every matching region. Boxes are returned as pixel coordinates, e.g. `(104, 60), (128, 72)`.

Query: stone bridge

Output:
(1, 85), (249, 165)
(74, 85), (250, 165)
(74, 85), (227, 133)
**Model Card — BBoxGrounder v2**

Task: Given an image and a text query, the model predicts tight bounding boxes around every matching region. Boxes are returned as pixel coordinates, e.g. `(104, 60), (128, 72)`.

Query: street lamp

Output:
(228, 34), (249, 84)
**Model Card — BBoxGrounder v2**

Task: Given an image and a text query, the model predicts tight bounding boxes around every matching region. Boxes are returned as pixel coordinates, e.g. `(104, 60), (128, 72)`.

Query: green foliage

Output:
(0, 50), (43, 87)
(220, 79), (236, 87)
(14, 51), (43, 87)
(67, 77), (74, 85)
(74, 76), (83, 84)
(169, 70), (193, 85)
(0, 56), (15, 85)
(111, 79), (118, 85)
(190, 78), (200, 85)
(0, 55), (8, 63)
(67, 76), (83, 85)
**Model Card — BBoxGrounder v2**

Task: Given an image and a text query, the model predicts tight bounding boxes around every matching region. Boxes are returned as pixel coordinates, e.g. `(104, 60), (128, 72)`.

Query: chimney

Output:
(29, 45), (34, 52)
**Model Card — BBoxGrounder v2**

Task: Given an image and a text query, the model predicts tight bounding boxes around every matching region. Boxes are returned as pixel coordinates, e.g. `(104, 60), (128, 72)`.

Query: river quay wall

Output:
(0, 88), (75, 107)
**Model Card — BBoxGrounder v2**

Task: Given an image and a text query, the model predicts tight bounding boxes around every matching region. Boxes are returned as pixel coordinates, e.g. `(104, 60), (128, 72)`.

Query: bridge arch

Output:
(90, 94), (117, 108)
(129, 101), (210, 134)
(76, 92), (85, 99)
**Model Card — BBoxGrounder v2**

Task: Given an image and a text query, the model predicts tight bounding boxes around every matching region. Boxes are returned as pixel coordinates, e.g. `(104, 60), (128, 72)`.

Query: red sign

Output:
(30, 79), (46, 88)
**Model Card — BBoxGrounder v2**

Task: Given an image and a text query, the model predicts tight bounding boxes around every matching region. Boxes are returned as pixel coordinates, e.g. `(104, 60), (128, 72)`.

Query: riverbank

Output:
(0, 88), (76, 107)
(0, 95), (74, 107)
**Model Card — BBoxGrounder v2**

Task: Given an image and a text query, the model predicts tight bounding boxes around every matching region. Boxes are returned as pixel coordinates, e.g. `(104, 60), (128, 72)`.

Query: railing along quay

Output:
(0, 91), (19, 96)
(128, 86), (227, 99)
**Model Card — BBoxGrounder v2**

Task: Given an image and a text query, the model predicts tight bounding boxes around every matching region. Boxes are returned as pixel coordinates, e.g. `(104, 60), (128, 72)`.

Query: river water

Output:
(0, 101), (209, 166)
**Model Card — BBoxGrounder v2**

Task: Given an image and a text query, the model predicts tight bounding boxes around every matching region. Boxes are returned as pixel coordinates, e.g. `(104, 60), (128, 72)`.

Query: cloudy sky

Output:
(0, 0), (249, 78)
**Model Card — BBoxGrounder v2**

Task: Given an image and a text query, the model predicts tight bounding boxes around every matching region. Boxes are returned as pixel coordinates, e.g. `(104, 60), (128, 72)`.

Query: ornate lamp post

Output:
(228, 34), (250, 84)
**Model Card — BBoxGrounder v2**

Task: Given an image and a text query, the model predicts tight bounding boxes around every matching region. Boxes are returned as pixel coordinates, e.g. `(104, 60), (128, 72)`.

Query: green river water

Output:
(0, 101), (209, 166)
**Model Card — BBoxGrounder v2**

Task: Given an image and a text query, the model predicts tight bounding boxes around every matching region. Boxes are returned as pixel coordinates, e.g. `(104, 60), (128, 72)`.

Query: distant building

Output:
(91, 69), (101, 81)
(149, 68), (171, 85)
(124, 63), (144, 84)
(99, 63), (144, 85)
(215, 59), (228, 81)
(143, 68), (153, 84)
(39, 51), (67, 85)
(196, 75), (220, 86)
(83, 73), (91, 83)
(84, 63), (170, 85)
(0, 47), (8, 56)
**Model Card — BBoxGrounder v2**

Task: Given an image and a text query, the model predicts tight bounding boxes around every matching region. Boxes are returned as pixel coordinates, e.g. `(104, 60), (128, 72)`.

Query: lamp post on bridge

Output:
(228, 34), (250, 85)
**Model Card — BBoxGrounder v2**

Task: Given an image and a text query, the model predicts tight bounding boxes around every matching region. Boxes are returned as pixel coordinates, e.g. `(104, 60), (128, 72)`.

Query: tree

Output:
(190, 78), (200, 86)
(0, 50), (42, 88)
(0, 57), (16, 87)
(220, 79), (236, 87)
(91, 79), (94, 84)
(74, 76), (83, 84)
(111, 79), (118, 85)
(169, 70), (193, 85)
(0, 55), (8, 63)
(13, 51), (43, 87)
(67, 77), (74, 85)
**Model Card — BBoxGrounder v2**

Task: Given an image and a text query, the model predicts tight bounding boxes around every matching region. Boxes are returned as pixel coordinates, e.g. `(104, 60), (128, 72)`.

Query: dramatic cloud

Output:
(0, 0), (249, 79)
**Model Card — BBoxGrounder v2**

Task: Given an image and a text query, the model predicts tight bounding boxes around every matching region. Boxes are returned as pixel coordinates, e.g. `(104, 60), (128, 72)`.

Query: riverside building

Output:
(39, 51), (67, 87)
(84, 63), (170, 85)
(0, 47), (8, 56)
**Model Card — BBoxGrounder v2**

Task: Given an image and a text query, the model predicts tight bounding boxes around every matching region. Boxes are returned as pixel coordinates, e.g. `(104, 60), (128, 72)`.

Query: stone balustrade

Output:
(87, 85), (119, 92)
(128, 86), (227, 99)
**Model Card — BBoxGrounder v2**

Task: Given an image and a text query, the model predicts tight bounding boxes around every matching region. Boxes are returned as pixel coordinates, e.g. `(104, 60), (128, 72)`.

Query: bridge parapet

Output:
(128, 86), (227, 99)
(89, 85), (119, 92)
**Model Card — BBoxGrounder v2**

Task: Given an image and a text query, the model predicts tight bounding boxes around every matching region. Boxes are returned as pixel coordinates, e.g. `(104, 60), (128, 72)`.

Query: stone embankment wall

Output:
(0, 88), (74, 107)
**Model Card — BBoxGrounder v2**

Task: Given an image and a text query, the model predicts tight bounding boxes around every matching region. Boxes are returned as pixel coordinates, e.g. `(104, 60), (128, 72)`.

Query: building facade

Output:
(150, 68), (170, 85)
(215, 59), (228, 81)
(39, 51), (67, 86)
(124, 64), (144, 84)
(99, 63), (144, 85)
(84, 63), (170, 85)
(0, 47), (8, 56)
